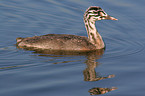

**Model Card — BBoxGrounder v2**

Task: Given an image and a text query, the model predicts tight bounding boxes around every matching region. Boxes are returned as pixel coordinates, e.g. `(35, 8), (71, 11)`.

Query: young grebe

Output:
(16, 6), (117, 51)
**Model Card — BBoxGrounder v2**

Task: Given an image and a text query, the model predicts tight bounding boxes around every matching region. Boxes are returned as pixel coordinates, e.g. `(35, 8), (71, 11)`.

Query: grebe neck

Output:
(84, 18), (105, 49)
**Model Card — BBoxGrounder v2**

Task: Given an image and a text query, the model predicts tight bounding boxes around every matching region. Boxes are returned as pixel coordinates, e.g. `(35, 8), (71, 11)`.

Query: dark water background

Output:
(0, 0), (145, 96)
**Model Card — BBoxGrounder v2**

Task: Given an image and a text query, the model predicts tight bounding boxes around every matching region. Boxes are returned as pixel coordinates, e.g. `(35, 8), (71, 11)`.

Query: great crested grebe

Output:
(16, 6), (117, 51)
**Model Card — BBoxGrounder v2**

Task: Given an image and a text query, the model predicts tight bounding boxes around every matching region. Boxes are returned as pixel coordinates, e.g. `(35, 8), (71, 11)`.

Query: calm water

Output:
(0, 0), (145, 96)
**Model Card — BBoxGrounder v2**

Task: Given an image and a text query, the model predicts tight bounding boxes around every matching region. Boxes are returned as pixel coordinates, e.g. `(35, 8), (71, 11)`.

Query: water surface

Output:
(0, 0), (145, 96)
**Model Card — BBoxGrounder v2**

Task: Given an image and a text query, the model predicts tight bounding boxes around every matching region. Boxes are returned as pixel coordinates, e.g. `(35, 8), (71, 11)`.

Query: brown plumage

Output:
(16, 34), (97, 51)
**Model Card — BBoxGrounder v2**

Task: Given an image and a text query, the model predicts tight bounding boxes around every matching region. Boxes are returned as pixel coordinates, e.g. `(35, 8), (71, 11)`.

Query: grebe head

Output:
(84, 6), (118, 22)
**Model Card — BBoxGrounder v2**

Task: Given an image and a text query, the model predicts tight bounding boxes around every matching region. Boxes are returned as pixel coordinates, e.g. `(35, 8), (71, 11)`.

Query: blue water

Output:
(0, 0), (145, 96)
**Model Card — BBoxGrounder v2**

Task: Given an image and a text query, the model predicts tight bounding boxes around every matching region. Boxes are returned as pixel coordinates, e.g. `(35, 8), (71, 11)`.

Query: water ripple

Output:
(103, 37), (144, 58)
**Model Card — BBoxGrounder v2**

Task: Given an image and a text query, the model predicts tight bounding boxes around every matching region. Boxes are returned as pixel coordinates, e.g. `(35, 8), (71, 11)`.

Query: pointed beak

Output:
(106, 15), (118, 20)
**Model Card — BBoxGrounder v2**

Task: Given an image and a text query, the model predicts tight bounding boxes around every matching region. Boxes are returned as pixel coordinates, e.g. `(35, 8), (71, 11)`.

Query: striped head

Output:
(84, 6), (117, 22)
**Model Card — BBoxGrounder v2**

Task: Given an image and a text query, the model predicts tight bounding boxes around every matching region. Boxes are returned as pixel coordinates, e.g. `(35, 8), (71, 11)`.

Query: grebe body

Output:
(17, 34), (97, 51)
(16, 6), (117, 51)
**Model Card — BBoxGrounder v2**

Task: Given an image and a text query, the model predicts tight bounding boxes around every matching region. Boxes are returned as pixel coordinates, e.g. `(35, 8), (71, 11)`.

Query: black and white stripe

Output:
(83, 6), (107, 49)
